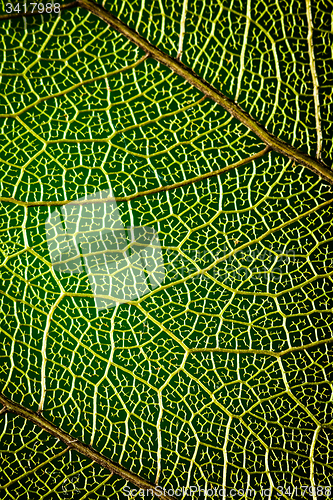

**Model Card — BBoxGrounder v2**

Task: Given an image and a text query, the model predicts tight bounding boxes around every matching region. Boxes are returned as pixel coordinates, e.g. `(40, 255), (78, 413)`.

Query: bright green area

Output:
(0, 1), (332, 499)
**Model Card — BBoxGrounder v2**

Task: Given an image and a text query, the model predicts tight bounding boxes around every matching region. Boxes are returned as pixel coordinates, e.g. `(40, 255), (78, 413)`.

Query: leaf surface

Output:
(0, 1), (332, 499)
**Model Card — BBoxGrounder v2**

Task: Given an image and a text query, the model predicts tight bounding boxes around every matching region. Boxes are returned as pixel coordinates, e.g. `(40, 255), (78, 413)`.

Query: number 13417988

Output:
(5, 3), (60, 13)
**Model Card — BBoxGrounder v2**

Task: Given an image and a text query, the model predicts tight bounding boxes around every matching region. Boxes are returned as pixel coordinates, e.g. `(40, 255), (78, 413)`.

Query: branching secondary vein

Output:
(0, 0), (332, 184)
(0, 146), (271, 207)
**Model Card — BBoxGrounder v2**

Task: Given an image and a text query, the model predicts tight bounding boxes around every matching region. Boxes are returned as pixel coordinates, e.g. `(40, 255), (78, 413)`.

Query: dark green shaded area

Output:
(0, 1), (332, 499)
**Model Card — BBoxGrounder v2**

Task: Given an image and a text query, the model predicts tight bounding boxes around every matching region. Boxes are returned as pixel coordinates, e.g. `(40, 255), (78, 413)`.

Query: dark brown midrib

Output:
(0, 392), (176, 500)
(0, 0), (332, 185)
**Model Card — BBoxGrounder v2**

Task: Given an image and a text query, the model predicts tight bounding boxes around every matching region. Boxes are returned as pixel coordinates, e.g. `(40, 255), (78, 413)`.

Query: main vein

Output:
(1, 0), (332, 185)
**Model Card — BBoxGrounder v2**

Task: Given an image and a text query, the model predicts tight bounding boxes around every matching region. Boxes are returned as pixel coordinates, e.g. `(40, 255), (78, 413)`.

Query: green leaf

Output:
(0, 1), (332, 499)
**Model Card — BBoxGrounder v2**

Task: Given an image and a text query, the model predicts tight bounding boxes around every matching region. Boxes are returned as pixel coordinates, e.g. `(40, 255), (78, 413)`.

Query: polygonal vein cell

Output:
(45, 189), (165, 312)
